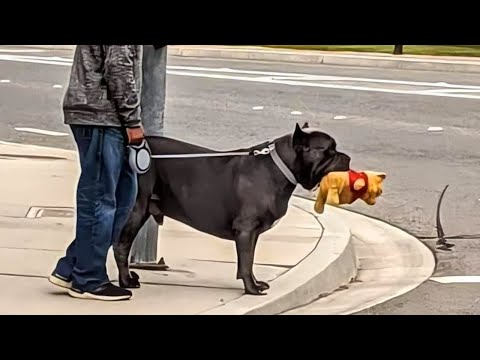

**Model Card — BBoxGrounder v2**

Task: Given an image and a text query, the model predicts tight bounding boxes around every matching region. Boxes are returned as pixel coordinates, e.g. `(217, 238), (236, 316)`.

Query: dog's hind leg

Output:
(113, 196), (151, 289)
(113, 171), (156, 289)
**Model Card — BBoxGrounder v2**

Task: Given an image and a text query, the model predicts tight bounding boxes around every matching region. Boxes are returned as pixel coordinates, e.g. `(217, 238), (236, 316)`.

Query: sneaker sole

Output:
(48, 275), (72, 289)
(68, 289), (132, 301)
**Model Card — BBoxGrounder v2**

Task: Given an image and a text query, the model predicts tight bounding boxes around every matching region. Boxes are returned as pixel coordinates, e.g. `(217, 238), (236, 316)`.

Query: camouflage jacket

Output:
(63, 45), (143, 128)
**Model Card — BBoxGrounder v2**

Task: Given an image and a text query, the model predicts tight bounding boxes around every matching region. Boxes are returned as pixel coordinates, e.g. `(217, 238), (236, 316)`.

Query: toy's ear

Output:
(376, 172), (387, 181)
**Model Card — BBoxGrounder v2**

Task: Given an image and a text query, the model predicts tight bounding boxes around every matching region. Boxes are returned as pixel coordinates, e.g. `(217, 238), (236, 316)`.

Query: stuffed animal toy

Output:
(314, 170), (387, 214)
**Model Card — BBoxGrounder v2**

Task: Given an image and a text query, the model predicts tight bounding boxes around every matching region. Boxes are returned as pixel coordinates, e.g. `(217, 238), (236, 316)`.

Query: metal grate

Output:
(25, 206), (74, 219)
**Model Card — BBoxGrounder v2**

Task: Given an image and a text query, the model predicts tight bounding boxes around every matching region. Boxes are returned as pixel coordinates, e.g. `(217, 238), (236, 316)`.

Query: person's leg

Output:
(50, 125), (99, 287)
(65, 127), (133, 300)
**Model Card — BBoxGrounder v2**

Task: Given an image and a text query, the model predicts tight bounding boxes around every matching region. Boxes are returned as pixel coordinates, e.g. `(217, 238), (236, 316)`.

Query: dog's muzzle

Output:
(128, 139), (152, 175)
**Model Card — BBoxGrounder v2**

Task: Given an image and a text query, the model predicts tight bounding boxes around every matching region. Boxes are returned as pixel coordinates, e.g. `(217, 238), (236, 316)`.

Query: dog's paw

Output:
(120, 271), (141, 289)
(244, 283), (268, 296)
(255, 280), (270, 292)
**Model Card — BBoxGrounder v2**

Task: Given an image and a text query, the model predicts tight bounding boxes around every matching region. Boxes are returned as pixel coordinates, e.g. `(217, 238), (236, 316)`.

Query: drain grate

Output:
(25, 206), (74, 219)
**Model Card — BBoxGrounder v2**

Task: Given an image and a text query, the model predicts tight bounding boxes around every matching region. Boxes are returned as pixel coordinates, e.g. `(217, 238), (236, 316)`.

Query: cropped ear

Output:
(293, 123), (308, 149)
(302, 122), (310, 129)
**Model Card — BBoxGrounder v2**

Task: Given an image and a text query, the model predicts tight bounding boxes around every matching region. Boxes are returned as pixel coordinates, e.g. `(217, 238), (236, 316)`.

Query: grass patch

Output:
(263, 45), (480, 57)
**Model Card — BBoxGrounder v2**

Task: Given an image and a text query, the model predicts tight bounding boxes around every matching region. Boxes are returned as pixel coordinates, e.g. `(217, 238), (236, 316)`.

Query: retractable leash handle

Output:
(128, 139), (152, 175)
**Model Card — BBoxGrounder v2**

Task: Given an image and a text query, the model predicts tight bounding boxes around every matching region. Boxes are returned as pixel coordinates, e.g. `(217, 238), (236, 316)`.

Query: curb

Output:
(19, 45), (480, 73)
(167, 46), (480, 74)
(283, 205), (436, 315)
(22, 45), (76, 51)
(0, 140), (76, 160)
(201, 196), (358, 315)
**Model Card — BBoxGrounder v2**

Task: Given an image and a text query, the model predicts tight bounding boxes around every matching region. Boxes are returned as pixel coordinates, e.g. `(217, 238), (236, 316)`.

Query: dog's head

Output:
(291, 122), (351, 190)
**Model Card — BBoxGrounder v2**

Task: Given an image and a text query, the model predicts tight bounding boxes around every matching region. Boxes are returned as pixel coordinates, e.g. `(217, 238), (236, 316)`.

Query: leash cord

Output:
(151, 151), (250, 159)
(150, 144), (275, 159)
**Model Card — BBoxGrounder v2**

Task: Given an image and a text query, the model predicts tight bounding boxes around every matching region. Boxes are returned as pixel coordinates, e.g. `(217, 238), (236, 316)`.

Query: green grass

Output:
(263, 45), (480, 57)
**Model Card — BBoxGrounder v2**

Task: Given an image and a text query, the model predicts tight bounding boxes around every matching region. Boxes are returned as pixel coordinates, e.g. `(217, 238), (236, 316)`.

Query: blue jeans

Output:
(53, 125), (137, 292)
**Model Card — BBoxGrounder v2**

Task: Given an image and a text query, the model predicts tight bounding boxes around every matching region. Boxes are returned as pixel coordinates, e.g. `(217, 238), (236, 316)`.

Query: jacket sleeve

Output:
(103, 45), (142, 128)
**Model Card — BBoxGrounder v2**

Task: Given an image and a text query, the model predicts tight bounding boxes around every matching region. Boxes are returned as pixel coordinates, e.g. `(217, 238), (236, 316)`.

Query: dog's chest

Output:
(264, 199), (289, 231)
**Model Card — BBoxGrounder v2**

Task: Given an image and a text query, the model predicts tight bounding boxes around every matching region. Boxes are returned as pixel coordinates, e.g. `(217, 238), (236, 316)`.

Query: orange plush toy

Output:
(314, 170), (387, 214)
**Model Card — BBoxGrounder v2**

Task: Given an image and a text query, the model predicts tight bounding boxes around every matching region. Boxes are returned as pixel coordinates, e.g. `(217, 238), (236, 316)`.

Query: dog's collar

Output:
(268, 143), (298, 186)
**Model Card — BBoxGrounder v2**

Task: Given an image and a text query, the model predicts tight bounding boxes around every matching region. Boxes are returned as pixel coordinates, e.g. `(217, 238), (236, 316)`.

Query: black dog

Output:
(113, 123), (351, 295)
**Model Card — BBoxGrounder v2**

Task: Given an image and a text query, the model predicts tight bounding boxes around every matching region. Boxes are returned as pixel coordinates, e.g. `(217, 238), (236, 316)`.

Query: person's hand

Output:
(126, 125), (144, 145)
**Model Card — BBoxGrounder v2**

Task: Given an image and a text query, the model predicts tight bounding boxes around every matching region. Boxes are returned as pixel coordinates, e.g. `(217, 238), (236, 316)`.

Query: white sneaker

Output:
(48, 274), (72, 289)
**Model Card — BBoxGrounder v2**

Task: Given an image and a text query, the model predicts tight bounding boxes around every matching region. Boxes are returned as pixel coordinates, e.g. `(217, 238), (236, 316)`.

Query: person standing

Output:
(49, 45), (144, 301)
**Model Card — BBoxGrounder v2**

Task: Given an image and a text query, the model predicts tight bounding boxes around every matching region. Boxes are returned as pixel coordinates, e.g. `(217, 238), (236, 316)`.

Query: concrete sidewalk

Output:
(23, 45), (480, 73)
(0, 141), (356, 315)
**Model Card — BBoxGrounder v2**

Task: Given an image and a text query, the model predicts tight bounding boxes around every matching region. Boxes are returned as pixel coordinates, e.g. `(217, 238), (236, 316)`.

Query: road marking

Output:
(2, 54), (480, 100)
(0, 79), (10, 83)
(0, 54), (71, 66)
(419, 89), (480, 94)
(430, 276), (480, 284)
(168, 65), (480, 90)
(15, 128), (69, 137)
(334, 115), (348, 120)
(52, 84), (63, 88)
(427, 127), (444, 132)
(0, 54), (71, 62)
(167, 70), (480, 100)
(291, 111), (303, 115)
(3, 53), (480, 89)
(0, 48), (45, 53)
(252, 106), (264, 110)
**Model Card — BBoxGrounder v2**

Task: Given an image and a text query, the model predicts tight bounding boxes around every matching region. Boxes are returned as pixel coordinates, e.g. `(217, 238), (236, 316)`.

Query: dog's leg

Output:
(113, 196), (150, 289)
(251, 236), (270, 291)
(234, 230), (267, 296)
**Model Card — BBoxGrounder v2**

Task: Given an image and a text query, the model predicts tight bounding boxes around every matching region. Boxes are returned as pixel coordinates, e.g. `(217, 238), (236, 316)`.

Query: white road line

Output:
(0, 54), (71, 66)
(418, 88), (480, 94)
(0, 48), (45, 53)
(0, 79), (10, 83)
(2, 54), (480, 100)
(430, 276), (480, 284)
(3, 53), (480, 90)
(15, 128), (69, 137)
(167, 70), (480, 100)
(0, 54), (72, 62)
(168, 65), (480, 90)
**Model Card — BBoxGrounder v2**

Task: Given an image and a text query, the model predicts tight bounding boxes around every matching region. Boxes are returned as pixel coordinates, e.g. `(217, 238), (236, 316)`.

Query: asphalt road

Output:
(1, 46), (480, 314)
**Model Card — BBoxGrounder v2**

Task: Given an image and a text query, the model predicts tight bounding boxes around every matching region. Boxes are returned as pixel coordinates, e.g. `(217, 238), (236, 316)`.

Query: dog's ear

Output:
(293, 123), (309, 149)
(302, 122), (310, 129)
